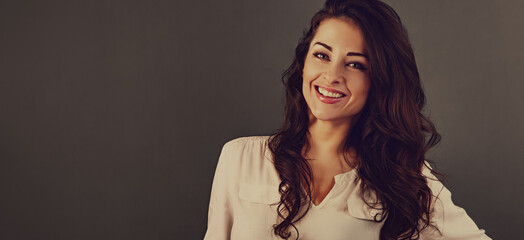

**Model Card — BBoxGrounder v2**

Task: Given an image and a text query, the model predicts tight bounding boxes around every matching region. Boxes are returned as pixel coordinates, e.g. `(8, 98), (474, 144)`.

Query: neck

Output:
(303, 112), (358, 169)
(306, 120), (350, 157)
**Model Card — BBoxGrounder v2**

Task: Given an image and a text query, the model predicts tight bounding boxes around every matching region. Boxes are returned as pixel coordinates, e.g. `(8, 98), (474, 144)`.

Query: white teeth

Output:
(318, 86), (343, 98)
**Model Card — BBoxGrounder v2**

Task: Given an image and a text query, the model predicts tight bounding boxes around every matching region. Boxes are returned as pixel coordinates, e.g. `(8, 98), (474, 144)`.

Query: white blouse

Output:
(204, 136), (491, 240)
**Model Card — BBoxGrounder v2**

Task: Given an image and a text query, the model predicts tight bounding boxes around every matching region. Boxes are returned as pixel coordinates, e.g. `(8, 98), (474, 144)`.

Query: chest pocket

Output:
(233, 183), (282, 239)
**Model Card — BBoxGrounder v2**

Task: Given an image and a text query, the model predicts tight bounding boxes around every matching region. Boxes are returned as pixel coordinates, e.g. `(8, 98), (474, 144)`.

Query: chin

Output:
(311, 112), (348, 122)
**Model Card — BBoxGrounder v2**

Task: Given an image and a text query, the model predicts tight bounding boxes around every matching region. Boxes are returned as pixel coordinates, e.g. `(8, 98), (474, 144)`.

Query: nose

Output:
(323, 62), (345, 84)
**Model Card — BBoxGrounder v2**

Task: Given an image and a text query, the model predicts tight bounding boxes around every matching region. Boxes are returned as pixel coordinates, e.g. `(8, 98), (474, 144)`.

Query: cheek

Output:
(302, 67), (316, 106)
(302, 60), (321, 87)
(302, 62), (314, 90)
(302, 74), (313, 100)
(356, 81), (370, 95)
(350, 75), (370, 94)
(362, 79), (371, 95)
(347, 77), (371, 105)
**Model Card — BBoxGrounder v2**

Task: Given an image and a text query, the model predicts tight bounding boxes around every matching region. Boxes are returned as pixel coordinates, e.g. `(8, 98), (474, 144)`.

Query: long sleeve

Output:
(419, 166), (491, 240)
(203, 143), (235, 240)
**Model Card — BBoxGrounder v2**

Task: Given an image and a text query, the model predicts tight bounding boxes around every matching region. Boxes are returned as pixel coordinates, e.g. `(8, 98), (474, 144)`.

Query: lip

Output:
(315, 85), (347, 95)
(315, 85), (346, 104)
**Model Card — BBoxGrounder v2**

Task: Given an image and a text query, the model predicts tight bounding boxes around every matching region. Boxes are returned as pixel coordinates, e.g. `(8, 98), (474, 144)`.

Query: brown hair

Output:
(268, 0), (441, 239)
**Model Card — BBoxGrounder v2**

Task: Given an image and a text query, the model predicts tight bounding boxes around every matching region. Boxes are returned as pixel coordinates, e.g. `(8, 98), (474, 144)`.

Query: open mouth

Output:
(315, 86), (346, 98)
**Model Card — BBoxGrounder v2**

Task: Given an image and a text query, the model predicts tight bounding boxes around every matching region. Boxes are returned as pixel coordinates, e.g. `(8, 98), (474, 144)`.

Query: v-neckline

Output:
(310, 170), (355, 208)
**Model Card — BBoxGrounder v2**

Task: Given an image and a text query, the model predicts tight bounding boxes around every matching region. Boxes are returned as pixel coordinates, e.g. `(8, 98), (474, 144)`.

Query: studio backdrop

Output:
(0, 0), (522, 239)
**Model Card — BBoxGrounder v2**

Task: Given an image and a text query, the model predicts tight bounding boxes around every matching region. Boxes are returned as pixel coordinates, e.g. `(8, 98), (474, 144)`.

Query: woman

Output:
(205, 0), (491, 239)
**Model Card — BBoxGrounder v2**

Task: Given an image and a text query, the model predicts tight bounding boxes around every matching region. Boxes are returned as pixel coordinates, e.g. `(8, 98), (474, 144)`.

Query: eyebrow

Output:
(313, 41), (368, 59)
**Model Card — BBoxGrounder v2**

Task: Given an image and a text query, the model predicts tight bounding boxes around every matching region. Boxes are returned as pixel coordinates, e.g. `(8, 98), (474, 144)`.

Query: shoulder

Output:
(220, 136), (271, 160)
(420, 162), (447, 200)
(222, 135), (270, 150)
(419, 162), (490, 239)
(219, 135), (279, 185)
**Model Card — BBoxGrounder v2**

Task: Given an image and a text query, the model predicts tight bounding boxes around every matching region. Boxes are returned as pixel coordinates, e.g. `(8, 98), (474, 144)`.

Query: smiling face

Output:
(302, 17), (371, 125)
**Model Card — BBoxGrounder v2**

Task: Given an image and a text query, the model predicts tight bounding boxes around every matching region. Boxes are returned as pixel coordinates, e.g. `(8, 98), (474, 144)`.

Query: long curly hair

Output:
(267, 0), (442, 239)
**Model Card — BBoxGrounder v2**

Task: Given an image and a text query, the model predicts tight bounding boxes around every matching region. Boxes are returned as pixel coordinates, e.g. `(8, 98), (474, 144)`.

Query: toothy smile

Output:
(315, 86), (346, 98)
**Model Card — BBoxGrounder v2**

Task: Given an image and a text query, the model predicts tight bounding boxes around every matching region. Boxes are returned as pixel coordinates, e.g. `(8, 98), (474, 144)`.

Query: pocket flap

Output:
(346, 182), (384, 221)
(347, 198), (384, 221)
(238, 183), (281, 205)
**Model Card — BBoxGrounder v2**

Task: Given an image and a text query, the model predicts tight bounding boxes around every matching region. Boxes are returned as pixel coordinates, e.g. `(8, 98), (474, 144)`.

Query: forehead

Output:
(311, 17), (366, 53)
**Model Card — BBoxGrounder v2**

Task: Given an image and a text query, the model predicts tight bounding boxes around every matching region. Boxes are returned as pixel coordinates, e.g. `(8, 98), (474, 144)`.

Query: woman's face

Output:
(302, 17), (370, 124)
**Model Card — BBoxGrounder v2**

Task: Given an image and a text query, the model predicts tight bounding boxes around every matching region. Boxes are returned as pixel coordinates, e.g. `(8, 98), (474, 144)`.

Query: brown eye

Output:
(313, 52), (329, 61)
(346, 62), (367, 70)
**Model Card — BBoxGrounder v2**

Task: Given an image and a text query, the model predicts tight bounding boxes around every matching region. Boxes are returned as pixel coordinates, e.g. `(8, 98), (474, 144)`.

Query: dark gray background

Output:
(0, 0), (522, 239)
